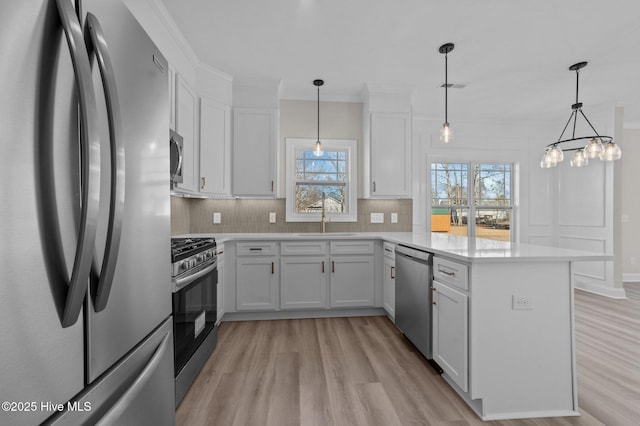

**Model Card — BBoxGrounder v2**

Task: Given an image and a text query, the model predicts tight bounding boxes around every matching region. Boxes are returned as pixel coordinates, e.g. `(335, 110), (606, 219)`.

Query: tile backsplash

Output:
(171, 196), (412, 235)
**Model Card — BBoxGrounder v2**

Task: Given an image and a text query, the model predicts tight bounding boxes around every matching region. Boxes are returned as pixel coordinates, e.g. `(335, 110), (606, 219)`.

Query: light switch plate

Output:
(512, 295), (534, 310)
(269, 212), (276, 223)
(213, 212), (221, 224)
(371, 213), (384, 223)
(391, 212), (398, 223)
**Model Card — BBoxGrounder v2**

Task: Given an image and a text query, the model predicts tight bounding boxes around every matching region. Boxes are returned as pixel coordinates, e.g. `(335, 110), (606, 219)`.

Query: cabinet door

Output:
(175, 74), (197, 191)
(370, 113), (411, 197)
(216, 257), (225, 324)
(200, 98), (231, 195)
(433, 280), (468, 392)
(383, 256), (395, 318)
(236, 257), (278, 311)
(233, 108), (276, 196)
(280, 256), (327, 309)
(168, 65), (176, 131)
(330, 256), (375, 307)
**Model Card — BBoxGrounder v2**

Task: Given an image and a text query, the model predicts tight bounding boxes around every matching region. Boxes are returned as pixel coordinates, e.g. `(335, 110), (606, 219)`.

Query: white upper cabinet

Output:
(370, 112), (412, 197)
(174, 74), (197, 192)
(232, 108), (277, 197)
(199, 97), (231, 195)
(168, 65), (176, 131)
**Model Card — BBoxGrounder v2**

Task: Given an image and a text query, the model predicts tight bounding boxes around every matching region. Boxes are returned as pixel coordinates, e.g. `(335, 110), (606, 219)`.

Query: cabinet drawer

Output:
(281, 241), (327, 255)
(236, 242), (278, 256)
(330, 240), (374, 255)
(433, 256), (469, 291)
(383, 242), (395, 259)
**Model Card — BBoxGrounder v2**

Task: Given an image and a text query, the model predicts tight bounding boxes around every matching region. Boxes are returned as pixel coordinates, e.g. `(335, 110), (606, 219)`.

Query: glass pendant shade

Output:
(570, 149), (588, 167)
(313, 140), (323, 157)
(548, 145), (564, 163)
(540, 151), (557, 168)
(600, 142), (622, 161)
(440, 122), (453, 143)
(584, 138), (604, 159)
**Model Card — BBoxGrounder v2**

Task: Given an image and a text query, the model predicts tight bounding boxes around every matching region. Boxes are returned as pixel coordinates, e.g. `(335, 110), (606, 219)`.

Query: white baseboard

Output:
(574, 282), (627, 299)
(623, 273), (640, 282)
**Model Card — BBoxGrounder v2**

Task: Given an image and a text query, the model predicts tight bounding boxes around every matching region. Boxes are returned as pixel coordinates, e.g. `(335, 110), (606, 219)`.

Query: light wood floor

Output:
(176, 284), (640, 426)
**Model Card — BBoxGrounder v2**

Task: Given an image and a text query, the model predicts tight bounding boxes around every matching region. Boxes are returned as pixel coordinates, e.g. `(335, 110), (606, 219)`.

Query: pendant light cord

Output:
(444, 52), (448, 123)
(317, 84), (320, 141)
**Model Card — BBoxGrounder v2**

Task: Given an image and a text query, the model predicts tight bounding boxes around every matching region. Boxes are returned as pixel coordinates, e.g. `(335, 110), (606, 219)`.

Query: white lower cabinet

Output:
(236, 256), (279, 311)
(280, 256), (327, 309)
(433, 279), (469, 392)
(330, 256), (375, 307)
(382, 255), (395, 318)
(216, 244), (225, 323)
(382, 243), (395, 318)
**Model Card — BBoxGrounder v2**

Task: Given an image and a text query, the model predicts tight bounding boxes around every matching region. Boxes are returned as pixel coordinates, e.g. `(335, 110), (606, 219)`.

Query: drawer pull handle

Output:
(271, 262), (274, 274)
(390, 266), (395, 279)
(322, 261), (325, 273)
(332, 261), (335, 273)
(384, 247), (392, 252)
(249, 248), (262, 252)
(439, 266), (456, 277)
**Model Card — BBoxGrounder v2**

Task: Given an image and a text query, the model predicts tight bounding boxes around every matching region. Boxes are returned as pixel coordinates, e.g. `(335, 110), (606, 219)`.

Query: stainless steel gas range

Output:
(171, 237), (218, 406)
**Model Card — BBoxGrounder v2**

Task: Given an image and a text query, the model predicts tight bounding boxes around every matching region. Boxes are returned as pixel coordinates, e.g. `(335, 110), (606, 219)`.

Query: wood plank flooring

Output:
(177, 284), (640, 426)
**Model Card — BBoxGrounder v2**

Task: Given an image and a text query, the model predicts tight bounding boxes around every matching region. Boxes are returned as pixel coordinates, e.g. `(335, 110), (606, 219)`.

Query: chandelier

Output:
(541, 62), (621, 168)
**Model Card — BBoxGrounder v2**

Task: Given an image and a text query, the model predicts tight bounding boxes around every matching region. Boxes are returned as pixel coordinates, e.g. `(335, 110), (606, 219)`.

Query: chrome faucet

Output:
(321, 193), (327, 233)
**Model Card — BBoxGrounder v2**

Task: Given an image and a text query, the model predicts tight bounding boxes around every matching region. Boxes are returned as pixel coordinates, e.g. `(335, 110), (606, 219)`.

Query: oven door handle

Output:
(173, 260), (217, 291)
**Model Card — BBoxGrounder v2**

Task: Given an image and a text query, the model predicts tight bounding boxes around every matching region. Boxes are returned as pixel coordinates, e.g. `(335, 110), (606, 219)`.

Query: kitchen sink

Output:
(295, 233), (356, 237)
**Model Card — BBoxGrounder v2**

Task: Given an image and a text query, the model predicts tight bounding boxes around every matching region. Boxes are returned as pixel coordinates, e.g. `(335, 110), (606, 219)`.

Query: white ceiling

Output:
(160, 0), (640, 123)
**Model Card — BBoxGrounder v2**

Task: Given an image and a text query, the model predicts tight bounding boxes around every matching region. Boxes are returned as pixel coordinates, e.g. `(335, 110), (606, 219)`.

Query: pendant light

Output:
(439, 43), (455, 143)
(313, 79), (324, 156)
(541, 62), (621, 168)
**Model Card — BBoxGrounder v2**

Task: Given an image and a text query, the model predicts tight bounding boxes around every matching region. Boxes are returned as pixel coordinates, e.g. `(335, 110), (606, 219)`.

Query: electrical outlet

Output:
(512, 295), (534, 310)
(391, 212), (398, 223)
(269, 212), (276, 223)
(213, 212), (221, 224)
(371, 213), (384, 223)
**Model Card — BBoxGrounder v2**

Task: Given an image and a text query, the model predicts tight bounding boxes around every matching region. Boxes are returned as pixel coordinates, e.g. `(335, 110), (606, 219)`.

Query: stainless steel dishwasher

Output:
(395, 244), (434, 360)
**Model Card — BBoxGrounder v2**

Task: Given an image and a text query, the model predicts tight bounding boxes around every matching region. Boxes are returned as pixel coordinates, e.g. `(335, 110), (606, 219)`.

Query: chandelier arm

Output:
(571, 108), (579, 139)
(556, 111), (576, 144)
(577, 109), (604, 139)
(545, 135), (613, 150)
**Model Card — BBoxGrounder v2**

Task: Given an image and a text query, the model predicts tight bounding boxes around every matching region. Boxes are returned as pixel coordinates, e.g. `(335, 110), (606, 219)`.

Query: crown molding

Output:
(147, 0), (199, 67)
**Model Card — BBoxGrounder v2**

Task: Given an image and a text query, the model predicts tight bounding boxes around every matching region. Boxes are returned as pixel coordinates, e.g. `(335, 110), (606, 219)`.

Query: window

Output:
(286, 138), (357, 222)
(431, 162), (513, 241)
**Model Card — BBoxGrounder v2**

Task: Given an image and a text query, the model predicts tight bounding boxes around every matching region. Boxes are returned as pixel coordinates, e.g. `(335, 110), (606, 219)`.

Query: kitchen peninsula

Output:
(179, 232), (611, 421)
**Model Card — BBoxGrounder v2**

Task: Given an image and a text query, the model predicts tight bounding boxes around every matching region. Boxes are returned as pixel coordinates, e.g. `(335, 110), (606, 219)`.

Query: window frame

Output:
(430, 161), (514, 241)
(285, 138), (358, 222)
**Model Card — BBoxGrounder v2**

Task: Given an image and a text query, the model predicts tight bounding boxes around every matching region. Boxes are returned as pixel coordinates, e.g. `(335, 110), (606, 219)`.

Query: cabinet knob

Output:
(322, 261), (325, 273)
(201, 176), (206, 190)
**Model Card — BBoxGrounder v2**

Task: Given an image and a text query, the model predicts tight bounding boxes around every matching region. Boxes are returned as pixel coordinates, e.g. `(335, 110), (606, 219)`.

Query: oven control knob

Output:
(204, 252), (211, 260)
(196, 254), (204, 262)
(180, 261), (189, 271)
(189, 259), (197, 268)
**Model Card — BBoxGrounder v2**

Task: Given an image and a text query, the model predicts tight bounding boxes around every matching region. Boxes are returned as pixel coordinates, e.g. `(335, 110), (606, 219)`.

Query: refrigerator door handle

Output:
(56, 0), (101, 328)
(85, 12), (125, 312)
(95, 331), (172, 426)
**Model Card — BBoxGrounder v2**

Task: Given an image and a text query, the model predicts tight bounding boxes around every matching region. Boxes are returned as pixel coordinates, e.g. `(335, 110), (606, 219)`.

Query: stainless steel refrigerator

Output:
(0, 0), (175, 424)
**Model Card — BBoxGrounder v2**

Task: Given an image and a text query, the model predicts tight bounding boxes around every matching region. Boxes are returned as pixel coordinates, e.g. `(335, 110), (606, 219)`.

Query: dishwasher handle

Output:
(395, 245), (432, 263)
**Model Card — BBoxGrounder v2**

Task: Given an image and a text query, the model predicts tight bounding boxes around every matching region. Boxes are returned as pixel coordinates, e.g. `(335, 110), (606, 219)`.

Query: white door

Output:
(236, 257), (278, 310)
(433, 280), (468, 392)
(280, 256), (327, 309)
(330, 256), (375, 307)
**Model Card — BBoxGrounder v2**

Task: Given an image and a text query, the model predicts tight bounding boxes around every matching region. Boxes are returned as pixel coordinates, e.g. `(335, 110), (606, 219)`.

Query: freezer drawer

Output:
(46, 317), (175, 426)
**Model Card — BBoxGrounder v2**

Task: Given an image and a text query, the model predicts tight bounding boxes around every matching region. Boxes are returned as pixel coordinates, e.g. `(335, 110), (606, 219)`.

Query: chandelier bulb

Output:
(313, 140), (323, 157)
(540, 151), (557, 168)
(570, 149), (588, 167)
(584, 138), (604, 159)
(600, 142), (622, 161)
(548, 145), (564, 163)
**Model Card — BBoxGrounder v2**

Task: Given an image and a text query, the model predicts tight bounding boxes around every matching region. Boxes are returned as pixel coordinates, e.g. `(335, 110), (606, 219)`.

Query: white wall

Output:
(279, 100), (363, 196)
(622, 128), (640, 281)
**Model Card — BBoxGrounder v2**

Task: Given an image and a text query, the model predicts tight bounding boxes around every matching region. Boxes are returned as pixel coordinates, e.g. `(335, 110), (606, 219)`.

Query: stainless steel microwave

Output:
(170, 130), (183, 185)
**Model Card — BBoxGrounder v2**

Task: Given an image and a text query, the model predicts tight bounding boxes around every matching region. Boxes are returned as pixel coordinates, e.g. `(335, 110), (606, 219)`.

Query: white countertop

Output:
(174, 232), (613, 264)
